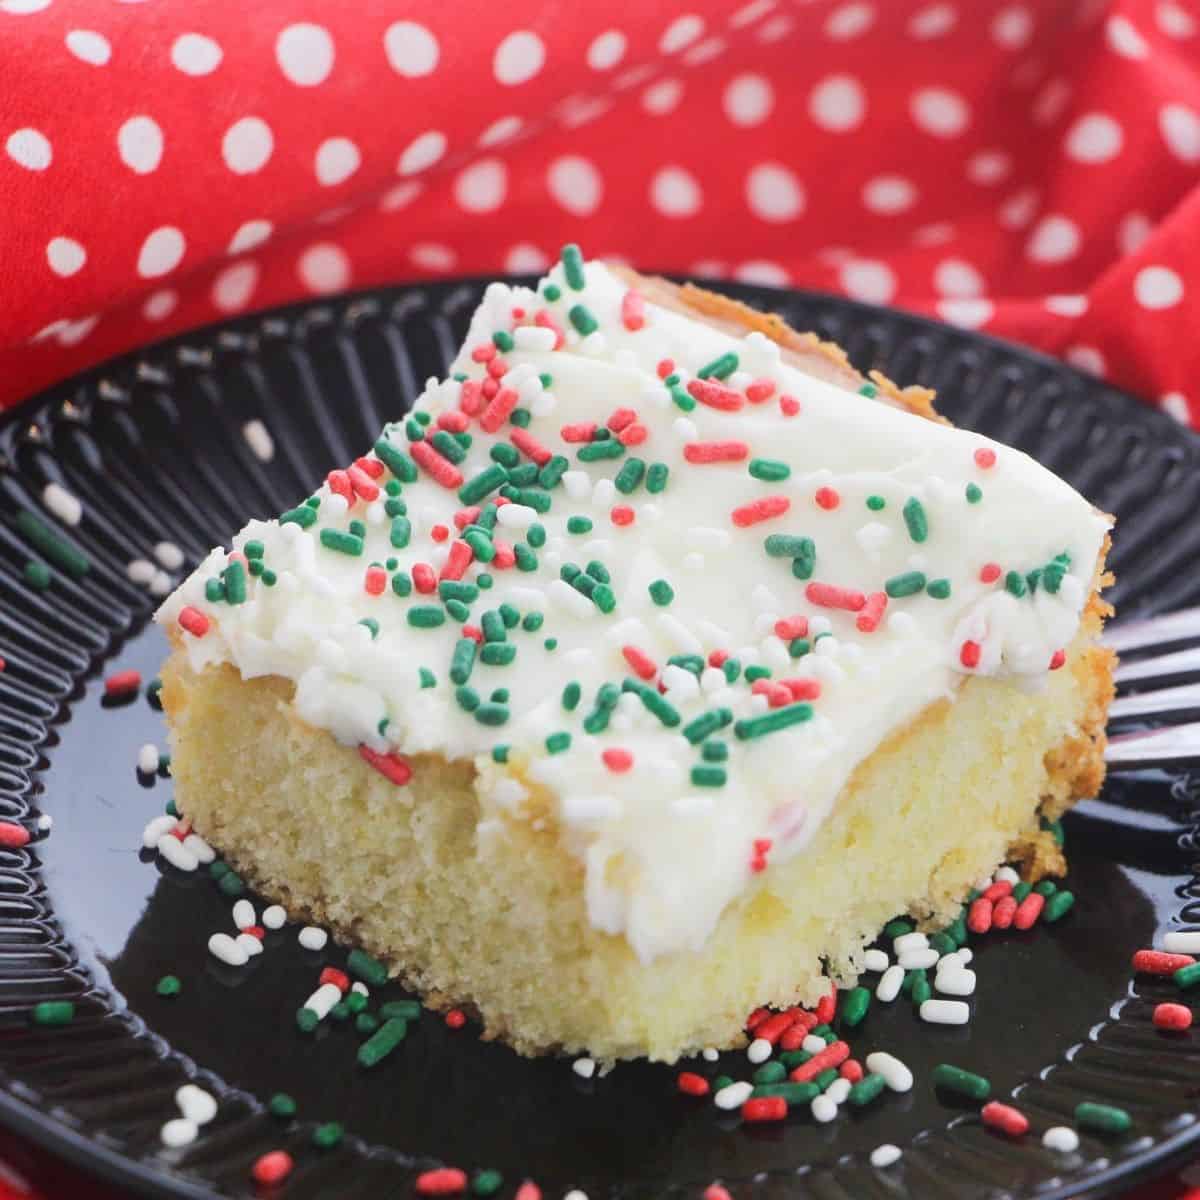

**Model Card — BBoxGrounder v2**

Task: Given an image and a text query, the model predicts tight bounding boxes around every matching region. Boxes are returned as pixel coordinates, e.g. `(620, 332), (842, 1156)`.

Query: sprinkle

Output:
(927, 578), (952, 599)
(417, 1169), (469, 1196)
(966, 482), (983, 503)
(982, 562), (1002, 582)
(870, 1145), (902, 1168)
(610, 505), (635, 527)
(732, 496), (790, 527)
(568, 304), (599, 336)
(42, 482), (82, 526)
(806, 582), (865, 611)
(687, 378), (744, 410)
(698, 351), (739, 380)
(735, 702), (812, 740)
(814, 487), (840, 511)
(919, 998), (970, 1025)
(685, 440), (749, 464)
(1043, 890), (1075, 922)
(885, 571), (926, 597)
(974, 447), (997, 469)
(749, 458), (790, 482)
(1075, 1101), (1131, 1135)
(31, 1000), (75, 1026)
(959, 640), (982, 669)
(620, 289), (646, 331)
(561, 243), (586, 289)
(856, 591), (888, 632)
(298, 926), (328, 951)
(358, 744), (412, 786)
(779, 394), (801, 416)
(251, 1152), (294, 1186)
(602, 748), (633, 773)
(208, 933), (248, 967)
(840, 987), (871, 1026)
(678, 1071), (710, 1096)
(932, 1063), (990, 1099)
(17, 511), (89, 577)
(105, 669), (142, 698)
(1132, 949), (1195, 975)
(1163, 931), (1200, 953)
(622, 645), (658, 680)
(847, 1073), (886, 1107)
(160, 1118), (198, 1149)
(902, 497), (929, 542)
(614, 458), (646, 494)
(648, 579), (674, 607)
(1154, 1002), (1192, 1030)
(1174, 962), (1200, 988)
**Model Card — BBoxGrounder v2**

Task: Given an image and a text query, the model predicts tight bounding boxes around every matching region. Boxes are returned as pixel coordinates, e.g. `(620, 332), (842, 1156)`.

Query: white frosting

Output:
(157, 256), (1111, 964)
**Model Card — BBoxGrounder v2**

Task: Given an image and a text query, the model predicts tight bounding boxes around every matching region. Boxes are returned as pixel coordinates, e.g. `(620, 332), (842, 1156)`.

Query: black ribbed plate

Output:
(1, 279), (1199, 1200)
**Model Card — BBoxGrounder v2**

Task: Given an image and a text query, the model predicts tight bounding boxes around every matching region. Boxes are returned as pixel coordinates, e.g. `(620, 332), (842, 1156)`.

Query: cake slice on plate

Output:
(157, 247), (1113, 1063)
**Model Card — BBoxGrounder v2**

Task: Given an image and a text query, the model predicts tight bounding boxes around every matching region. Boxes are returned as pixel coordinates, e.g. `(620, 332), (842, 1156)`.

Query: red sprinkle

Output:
(618, 423), (648, 446)
(703, 1186), (733, 1200)
(411, 440), (464, 489)
(815, 987), (836, 1025)
(656, 358), (675, 379)
(459, 380), (483, 416)
(774, 616), (809, 641)
(347, 464), (380, 501)
(445, 1008), (466, 1029)
(780, 677), (821, 701)
(621, 289), (646, 331)
(440, 540), (474, 583)
(806, 582), (865, 612)
(980, 562), (1002, 583)
(790, 1040), (850, 1083)
(251, 1151), (294, 1186)
(746, 378), (776, 404)
(982, 880), (1013, 903)
(492, 540), (517, 568)
(326, 468), (354, 502)
(684, 440), (749, 464)
(319, 967), (350, 993)
(839, 1058), (864, 1083)
(1154, 1002), (1193, 1031)
(754, 1010), (799, 1046)
(511, 428), (553, 466)
(355, 455), (384, 479)
(437, 410), (469, 433)
(358, 745), (412, 786)
(750, 837), (772, 873)
(413, 563), (437, 594)
(732, 495), (790, 527)
(486, 356), (509, 380)
(104, 669), (142, 697)
(364, 565), (387, 595)
(753, 679), (793, 708)
(0, 823), (30, 849)
(453, 507), (480, 531)
(742, 1097), (787, 1122)
(601, 748), (634, 773)
(779, 394), (801, 416)
(677, 1071), (710, 1096)
(416, 1168), (468, 1195)
(607, 407), (637, 432)
(688, 378), (744, 411)
(611, 505), (635, 527)
(981, 1101), (1029, 1137)
(622, 645), (658, 681)
(534, 309), (565, 348)
(480, 387), (520, 434)
(462, 625), (484, 644)
(428, 524), (449, 543)
(470, 343), (496, 363)
(560, 422), (597, 443)
(992, 895), (1018, 929)
(1013, 892), (1045, 930)
(968, 897), (994, 934)
(178, 606), (209, 638)
(1133, 949), (1196, 975)
(960, 640), (982, 669)
(856, 591), (888, 633)
(746, 1007), (771, 1032)
(514, 1184), (542, 1200)
(708, 649), (730, 668)
(974, 447), (997, 469)
(243, 925), (265, 940)
(814, 486), (840, 510)
(1049, 649), (1066, 670)
(481, 376), (499, 399)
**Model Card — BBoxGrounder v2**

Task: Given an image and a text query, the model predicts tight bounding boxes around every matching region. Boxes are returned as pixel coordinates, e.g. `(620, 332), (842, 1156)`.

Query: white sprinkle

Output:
(935, 967), (976, 996)
(562, 470), (590, 499)
(149, 571), (174, 597)
(1042, 1125), (1080, 1152)
(1163, 930), (1200, 954)
(351, 982), (368, 996)
(898, 947), (939, 970)
(497, 503), (538, 529)
(955, 946), (973, 965)
(236, 932), (264, 958)
(262, 904), (286, 930)
(298, 925), (327, 951)
(564, 1192), (589, 1200)
(661, 665), (700, 701)
(549, 578), (595, 618)
(42, 482), (82, 526)
(865, 1052), (913, 1092)
(37, 814), (52, 832)
(919, 998), (970, 1025)
(154, 541), (184, 571)
(811, 1094), (838, 1123)
(870, 1143), (903, 1167)
(160, 1118), (198, 1148)
(673, 416), (698, 441)
(995, 865), (1020, 885)
(513, 325), (557, 352)
(181, 834), (215, 864)
(863, 948), (889, 973)
(141, 815), (177, 848)
(702, 1047), (719, 1062)
(157, 835), (198, 872)
(797, 1034), (822, 1055)
(572, 1057), (596, 1079)
(242, 419), (275, 462)
(700, 667), (726, 692)
(137, 743), (160, 775)
(825, 1077), (851, 1105)
(747, 1037), (772, 1063)
(656, 613), (703, 655)
(876, 964), (905, 1003)
(232, 900), (256, 930)
(207, 933), (248, 967)
(714, 1080), (753, 1109)
(175, 1084), (218, 1125)
(592, 478), (616, 508)
(303, 982), (343, 1020)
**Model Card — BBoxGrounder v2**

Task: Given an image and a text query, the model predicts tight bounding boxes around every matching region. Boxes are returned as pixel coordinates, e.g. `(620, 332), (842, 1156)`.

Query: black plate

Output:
(1, 278), (1199, 1200)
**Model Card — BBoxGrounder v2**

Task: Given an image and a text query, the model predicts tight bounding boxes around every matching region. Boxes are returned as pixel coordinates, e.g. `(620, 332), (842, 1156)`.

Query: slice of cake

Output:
(156, 247), (1114, 1063)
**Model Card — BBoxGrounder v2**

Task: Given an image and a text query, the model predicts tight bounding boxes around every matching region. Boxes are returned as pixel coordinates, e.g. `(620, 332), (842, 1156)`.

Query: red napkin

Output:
(2, 0), (1198, 423)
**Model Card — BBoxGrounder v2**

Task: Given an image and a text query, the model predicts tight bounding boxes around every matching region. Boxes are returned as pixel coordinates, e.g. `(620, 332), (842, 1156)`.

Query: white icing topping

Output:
(158, 256), (1111, 964)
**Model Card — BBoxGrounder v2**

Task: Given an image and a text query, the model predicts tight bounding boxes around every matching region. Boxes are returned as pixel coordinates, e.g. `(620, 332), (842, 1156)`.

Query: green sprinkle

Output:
(1012, 881), (1032, 903)
(614, 457), (646, 494)
(543, 638), (557, 651)
(431, 430), (466, 464)
(744, 665), (771, 682)
(346, 991), (368, 1014)
(1026, 568), (1042, 593)
(543, 283), (561, 302)
(268, 1093), (297, 1118)
(522, 611), (543, 632)
(527, 523), (546, 548)
(296, 1007), (319, 1033)
(491, 745), (509, 763)
(224, 559), (247, 605)
(477, 573), (494, 590)
(356, 1013), (380, 1036)
(562, 682), (582, 711)
(690, 765), (727, 787)
(261, 569), (277, 586)
(815, 1068), (840, 1091)
(966, 482), (983, 504)
(1034, 879), (1058, 896)
(698, 351), (739, 380)
(491, 443), (519, 468)
(510, 408), (532, 429)
(667, 654), (704, 675)
(561, 243), (586, 290)
(749, 458), (791, 482)
(405, 418), (424, 442)
(244, 540), (264, 559)
(320, 528), (363, 556)
(840, 986), (871, 1027)
(456, 685), (480, 712)
(866, 495), (886, 511)
(568, 304), (599, 336)
(788, 638), (810, 658)
(885, 570), (926, 598)
(492, 329), (514, 352)
(859, 382), (878, 397)
(1043, 890), (1075, 922)
(384, 497), (406, 518)
(329, 1000), (351, 1023)
(567, 515), (593, 535)
(348, 948), (389, 987)
(413, 410), (431, 426)
(15, 511), (89, 578)
(701, 740), (728, 763)
(577, 439), (624, 462)
(682, 707), (732, 744)
(947, 914), (968, 946)
(1174, 962), (1200, 989)
(464, 529), (496, 562)
(481, 610), (506, 643)
(926, 578), (952, 599)
(209, 861), (230, 880)
(734, 702), (813, 740)
(779, 1051), (810, 1070)
(514, 543), (538, 572)
(450, 638), (477, 685)
(416, 667), (436, 689)
(585, 559), (610, 583)
(592, 584), (616, 613)
(646, 463), (669, 493)
(24, 561), (51, 590)
(912, 973), (932, 1007)
(932, 1063), (991, 1100)
(509, 462), (539, 487)
(546, 731), (571, 754)
(928, 932), (956, 956)
(902, 497), (928, 543)
(670, 386), (696, 412)
(217, 872), (245, 897)
(722, 658), (741, 681)
(753, 1082), (820, 1104)
(1004, 570), (1027, 598)
(474, 703), (509, 726)
(459, 464), (509, 506)
(375, 436), (418, 482)
(539, 455), (569, 488)
(791, 539), (816, 580)
(1041, 816), (1065, 845)
(204, 579), (225, 603)
(380, 1000), (423, 1020)
(622, 678), (680, 727)
(499, 603), (520, 628)
(472, 1169), (503, 1197)
(1043, 562), (1066, 593)
(1075, 1102), (1132, 1135)
(407, 606), (445, 628)
(156, 975), (182, 998)
(392, 571), (412, 598)
(280, 505), (318, 528)
(764, 534), (812, 558)
(847, 1073), (886, 1107)
(357, 1017), (407, 1067)
(506, 486), (553, 512)
(480, 643), (516, 666)
(360, 618), (379, 640)
(753, 1061), (787, 1085)
(247, 558), (264, 577)
(439, 581), (478, 605)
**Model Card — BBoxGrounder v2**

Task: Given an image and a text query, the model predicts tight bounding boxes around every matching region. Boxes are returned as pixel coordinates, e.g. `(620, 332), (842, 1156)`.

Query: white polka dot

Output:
(454, 158), (507, 213)
(46, 236), (85, 277)
(222, 117), (273, 174)
(314, 137), (360, 186)
(587, 29), (626, 71)
(650, 165), (702, 217)
(683, 35), (726, 66)
(966, 149), (1011, 185)
(613, 63), (656, 91)
(1044, 293), (1088, 317)
(840, 260), (896, 304)
(937, 298), (994, 328)
(478, 115), (523, 147)
(410, 243), (456, 272)
(862, 175), (917, 214)
(66, 30), (111, 65)
(1117, 211), (1153, 255)
(30, 319), (68, 344)
(910, 87), (970, 137)
(546, 156), (603, 216)
(298, 243), (350, 294)
(0, 0), (51, 12)
(757, 14), (794, 42)
(117, 115), (163, 174)
(723, 74), (774, 126)
(660, 14), (704, 53)
(505, 244), (550, 274)
(379, 181), (423, 212)
(137, 226), (186, 279)
(1032, 77), (1071, 125)
(227, 220), (272, 255)
(911, 222), (956, 247)
(691, 259), (726, 278)
(734, 260), (790, 286)
(998, 186), (1039, 229)
(143, 290), (177, 321)
(825, 3), (875, 39)
(907, 4), (957, 38)
(1160, 392), (1191, 423)
(171, 32), (222, 75)
(315, 204), (352, 227)
(212, 261), (258, 312)
(1106, 14), (1148, 58)
(1157, 2), (1196, 38)
(1065, 345), (1105, 377)
(991, 5), (1034, 47)
(275, 23), (334, 86)
(557, 94), (614, 129)
(56, 315), (98, 346)
(1026, 214), (1080, 263)
(817, 246), (855, 265)
(1160, 103), (1200, 163)
(745, 162), (804, 222)
(1134, 265), (1184, 309)
(933, 258), (985, 298)
(493, 30), (545, 85)
(397, 130), (446, 176)
(384, 21), (438, 78)
(642, 78), (684, 115)
(1064, 112), (1123, 162)
(5, 128), (51, 170)
(729, 0), (775, 29)
(809, 74), (866, 132)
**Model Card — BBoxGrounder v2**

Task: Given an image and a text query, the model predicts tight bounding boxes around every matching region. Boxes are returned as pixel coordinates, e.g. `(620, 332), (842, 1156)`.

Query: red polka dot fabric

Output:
(2, 0), (1199, 427)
